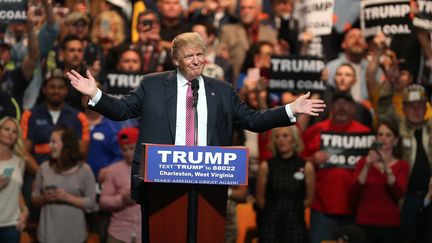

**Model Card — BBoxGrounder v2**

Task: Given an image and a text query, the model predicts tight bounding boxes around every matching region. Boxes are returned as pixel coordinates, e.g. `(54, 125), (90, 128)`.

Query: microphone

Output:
(191, 79), (199, 107)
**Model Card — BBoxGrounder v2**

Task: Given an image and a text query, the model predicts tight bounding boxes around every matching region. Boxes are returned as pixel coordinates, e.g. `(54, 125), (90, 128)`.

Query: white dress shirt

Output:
(174, 72), (208, 146)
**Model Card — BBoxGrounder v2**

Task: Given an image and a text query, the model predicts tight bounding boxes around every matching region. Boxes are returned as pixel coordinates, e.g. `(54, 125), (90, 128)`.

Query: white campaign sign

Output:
(301, 0), (335, 36)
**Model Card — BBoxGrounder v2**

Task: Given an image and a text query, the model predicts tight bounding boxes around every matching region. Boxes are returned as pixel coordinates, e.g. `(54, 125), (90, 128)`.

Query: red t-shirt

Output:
(352, 157), (409, 226)
(301, 119), (371, 215)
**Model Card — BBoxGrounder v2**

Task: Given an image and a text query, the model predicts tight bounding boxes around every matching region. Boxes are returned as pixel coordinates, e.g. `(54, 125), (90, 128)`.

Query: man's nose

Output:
(192, 56), (200, 63)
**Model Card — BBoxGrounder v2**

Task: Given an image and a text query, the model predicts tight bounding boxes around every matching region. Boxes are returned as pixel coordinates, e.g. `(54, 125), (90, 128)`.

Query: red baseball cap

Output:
(117, 127), (139, 145)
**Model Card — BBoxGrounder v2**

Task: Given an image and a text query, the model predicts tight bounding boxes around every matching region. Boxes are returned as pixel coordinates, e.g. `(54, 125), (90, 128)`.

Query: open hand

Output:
(290, 92), (326, 116)
(67, 70), (98, 98)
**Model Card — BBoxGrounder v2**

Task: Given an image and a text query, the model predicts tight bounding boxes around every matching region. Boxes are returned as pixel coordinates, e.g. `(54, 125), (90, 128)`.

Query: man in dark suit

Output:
(68, 32), (325, 241)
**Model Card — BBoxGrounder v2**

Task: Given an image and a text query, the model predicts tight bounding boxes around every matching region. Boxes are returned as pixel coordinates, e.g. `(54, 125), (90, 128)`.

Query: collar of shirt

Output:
(176, 70), (204, 88)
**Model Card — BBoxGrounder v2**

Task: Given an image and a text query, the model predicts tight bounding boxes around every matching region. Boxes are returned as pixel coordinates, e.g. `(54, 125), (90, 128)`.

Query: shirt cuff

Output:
(88, 89), (102, 106)
(285, 104), (296, 123)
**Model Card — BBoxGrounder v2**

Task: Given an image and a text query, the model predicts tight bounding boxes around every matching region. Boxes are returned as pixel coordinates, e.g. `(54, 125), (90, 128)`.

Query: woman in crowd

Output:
(256, 125), (315, 243)
(0, 117), (28, 242)
(352, 119), (409, 243)
(31, 126), (96, 243)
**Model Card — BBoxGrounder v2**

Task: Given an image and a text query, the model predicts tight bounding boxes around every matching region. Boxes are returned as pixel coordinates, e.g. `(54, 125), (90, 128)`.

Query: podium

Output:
(140, 144), (249, 243)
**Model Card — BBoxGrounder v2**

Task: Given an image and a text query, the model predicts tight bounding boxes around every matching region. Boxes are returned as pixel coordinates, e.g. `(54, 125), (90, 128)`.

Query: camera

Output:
(370, 141), (382, 151)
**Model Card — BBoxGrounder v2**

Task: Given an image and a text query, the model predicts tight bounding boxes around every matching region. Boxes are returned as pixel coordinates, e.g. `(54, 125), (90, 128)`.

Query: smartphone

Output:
(370, 141), (382, 151)
(2, 167), (14, 178)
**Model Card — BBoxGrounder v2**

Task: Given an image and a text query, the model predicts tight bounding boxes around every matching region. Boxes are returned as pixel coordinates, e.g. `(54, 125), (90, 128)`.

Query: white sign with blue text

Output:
(144, 144), (249, 185)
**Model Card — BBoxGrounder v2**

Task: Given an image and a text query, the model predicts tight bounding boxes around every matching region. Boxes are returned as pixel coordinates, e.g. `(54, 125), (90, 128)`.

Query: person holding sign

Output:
(256, 125), (315, 243)
(67, 32), (325, 240)
(352, 119), (409, 243)
(301, 91), (371, 243)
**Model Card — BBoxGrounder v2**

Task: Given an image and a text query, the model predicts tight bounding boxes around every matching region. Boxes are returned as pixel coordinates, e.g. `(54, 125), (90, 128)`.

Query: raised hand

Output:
(290, 92), (326, 116)
(67, 70), (98, 98)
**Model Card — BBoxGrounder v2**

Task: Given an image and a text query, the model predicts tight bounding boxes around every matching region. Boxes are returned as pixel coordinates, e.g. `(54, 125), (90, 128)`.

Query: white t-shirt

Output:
(0, 154), (25, 227)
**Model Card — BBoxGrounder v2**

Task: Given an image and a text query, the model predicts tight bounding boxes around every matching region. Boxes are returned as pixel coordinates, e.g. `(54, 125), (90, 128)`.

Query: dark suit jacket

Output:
(91, 70), (293, 200)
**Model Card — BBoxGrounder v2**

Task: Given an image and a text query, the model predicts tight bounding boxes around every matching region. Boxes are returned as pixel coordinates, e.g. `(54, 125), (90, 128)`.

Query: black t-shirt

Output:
(408, 129), (431, 194)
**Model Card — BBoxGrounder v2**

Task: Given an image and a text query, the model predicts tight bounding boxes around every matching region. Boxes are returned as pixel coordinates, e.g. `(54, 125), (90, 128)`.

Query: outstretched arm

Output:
(290, 92), (326, 117)
(67, 69), (143, 121)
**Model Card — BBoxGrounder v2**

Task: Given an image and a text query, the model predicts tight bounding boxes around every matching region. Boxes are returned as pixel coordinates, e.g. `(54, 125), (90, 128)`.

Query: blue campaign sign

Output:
(144, 144), (249, 185)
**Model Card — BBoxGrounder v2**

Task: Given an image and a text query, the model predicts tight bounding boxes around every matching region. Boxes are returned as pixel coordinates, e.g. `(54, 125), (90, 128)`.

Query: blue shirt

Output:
(87, 117), (123, 178)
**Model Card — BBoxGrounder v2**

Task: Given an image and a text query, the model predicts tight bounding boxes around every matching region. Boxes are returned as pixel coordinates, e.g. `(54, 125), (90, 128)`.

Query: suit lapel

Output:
(164, 71), (177, 141)
(204, 76), (217, 145)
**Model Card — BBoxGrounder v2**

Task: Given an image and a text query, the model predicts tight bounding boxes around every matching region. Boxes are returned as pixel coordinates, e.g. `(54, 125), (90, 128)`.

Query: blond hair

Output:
(269, 125), (304, 156)
(0, 116), (25, 160)
(171, 32), (206, 60)
(90, 11), (126, 46)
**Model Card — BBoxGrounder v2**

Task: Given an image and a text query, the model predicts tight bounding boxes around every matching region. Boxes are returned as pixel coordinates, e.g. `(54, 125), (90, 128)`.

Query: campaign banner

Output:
(268, 56), (326, 93)
(0, 0), (27, 23)
(360, 0), (412, 39)
(106, 72), (145, 97)
(413, 0), (432, 31)
(144, 144), (249, 185)
(319, 132), (375, 169)
(300, 0), (334, 36)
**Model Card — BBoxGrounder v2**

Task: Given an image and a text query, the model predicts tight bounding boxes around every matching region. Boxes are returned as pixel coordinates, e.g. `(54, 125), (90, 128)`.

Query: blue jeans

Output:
(309, 209), (354, 243)
(0, 226), (20, 243)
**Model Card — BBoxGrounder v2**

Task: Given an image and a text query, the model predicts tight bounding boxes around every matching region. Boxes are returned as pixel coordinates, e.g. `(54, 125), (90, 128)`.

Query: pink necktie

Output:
(185, 81), (196, 145)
